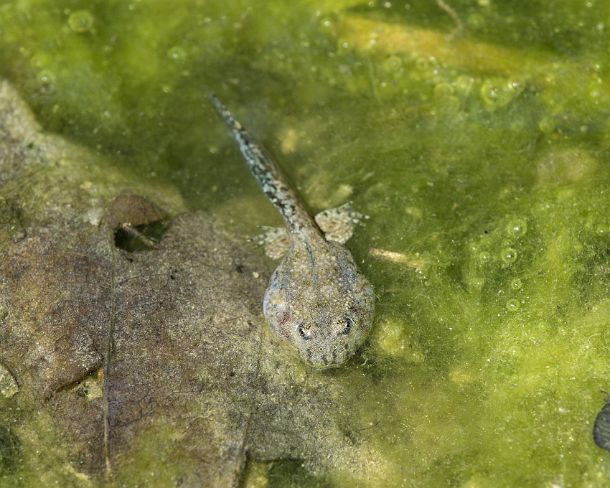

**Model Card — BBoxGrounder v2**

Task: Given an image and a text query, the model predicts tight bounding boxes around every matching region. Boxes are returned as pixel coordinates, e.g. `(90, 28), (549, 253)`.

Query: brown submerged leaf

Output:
(0, 80), (378, 487)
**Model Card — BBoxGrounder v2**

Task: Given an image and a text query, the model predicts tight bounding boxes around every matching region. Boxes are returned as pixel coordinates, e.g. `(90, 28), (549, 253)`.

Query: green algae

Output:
(1, 0), (610, 487)
(242, 459), (334, 488)
(0, 425), (22, 475)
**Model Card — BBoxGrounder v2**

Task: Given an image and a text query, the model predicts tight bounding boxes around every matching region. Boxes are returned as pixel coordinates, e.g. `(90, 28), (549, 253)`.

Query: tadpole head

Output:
(263, 257), (375, 369)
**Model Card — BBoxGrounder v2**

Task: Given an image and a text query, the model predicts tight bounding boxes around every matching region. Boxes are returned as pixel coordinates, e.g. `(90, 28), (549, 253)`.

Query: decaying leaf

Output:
(0, 80), (382, 486)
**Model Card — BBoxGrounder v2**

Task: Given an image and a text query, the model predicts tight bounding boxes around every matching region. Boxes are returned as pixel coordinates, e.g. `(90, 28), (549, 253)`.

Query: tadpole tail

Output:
(210, 94), (319, 238)
(210, 94), (240, 131)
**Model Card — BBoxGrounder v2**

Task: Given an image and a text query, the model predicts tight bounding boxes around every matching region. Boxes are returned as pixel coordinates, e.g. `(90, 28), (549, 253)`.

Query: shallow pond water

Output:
(1, 0), (610, 486)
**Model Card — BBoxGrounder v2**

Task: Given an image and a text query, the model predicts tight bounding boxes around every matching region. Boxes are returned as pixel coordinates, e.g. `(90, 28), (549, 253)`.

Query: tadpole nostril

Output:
(339, 316), (354, 335)
(297, 323), (312, 340)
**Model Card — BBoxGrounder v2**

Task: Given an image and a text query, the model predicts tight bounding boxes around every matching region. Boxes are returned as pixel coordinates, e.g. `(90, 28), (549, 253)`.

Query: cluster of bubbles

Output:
(468, 216), (530, 313)
(32, 9), (95, 92)
(502, 218), (528, 312)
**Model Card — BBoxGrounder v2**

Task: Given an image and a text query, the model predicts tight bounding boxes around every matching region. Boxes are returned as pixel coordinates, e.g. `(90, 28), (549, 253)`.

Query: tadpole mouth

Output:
(303, 346), (350, 369)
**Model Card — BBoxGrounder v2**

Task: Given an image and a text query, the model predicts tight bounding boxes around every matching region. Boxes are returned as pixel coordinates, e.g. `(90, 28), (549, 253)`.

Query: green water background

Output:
(1, 0), (610, 486)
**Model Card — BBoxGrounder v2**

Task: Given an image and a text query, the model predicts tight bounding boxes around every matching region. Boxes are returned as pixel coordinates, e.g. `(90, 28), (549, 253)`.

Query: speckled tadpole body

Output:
(211, 95), (374, 368)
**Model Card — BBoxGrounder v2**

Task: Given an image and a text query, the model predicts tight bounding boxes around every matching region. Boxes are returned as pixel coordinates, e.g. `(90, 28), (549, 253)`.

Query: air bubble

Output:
(467, 13), (485, 30)
(538, 116), (556, 134)
(167, 46), (187, 62)
(453, 75), (474, 95)
(478, 251), (491, 264)
(500, 247), (518, 264)
(506, 299), (520, 312)
(510, 278), (522, 290)
(68, 10), (94, 33)
(382, 56), (402, 73)
(506, 218), (527, 237)
(480, 78), (523, 111)
(405, 206), (423, 219)
(38, 69), (55, 91)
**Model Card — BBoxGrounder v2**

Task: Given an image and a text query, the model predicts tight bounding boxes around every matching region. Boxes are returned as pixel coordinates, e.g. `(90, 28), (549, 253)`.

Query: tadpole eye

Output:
(297, 323), (312, 340)
(339, 316), (354, 335)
